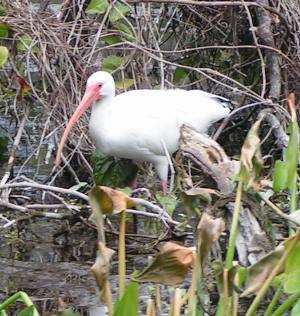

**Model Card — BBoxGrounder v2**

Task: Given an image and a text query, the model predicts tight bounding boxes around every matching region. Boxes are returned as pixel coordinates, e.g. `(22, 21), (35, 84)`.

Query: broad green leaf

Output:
(291, 299), (300, 316)
(109, 2), (130, 23)
(0, 23), (9, 38)
(115, 78), (134, 90)
(285, 121), (299, 190)
(113, 282), (138, 316)
(273, 96), (299, 196)
(113, 21), (134, 40)
(102, 55), (129, 73)
(16, 35), (39, 53)
(57, 309), (80, 316)
(284, 244), (300, 293)
(85, 0), (108, 14)
(155, 192), (177, 215)
(0, 4), (6, 16)
(173, 68), (188, 84)
(92, 151), (138, 187)
(17, 306), (35, 316)
(0, 46), (8, 67)
(102, 35), (122, 45)
(273, 160), (288, 192)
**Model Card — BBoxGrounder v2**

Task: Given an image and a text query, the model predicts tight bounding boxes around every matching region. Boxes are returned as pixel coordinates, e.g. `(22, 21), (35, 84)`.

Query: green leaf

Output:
(113, 282), (138, 316)
(291, 299), (300, 316)
(16, 35), (39, 53)
(109, 2), (130, 23)
(102, 35), (122, 45)
(92, 151), (138, 187)
(284, 244), (300, 293)
(17, 306), (35, 316)
(113, 21), (134, 40)
(273, 119), (299, 194)
(115, 78), (134, 90)
(0, 23), (9, 38)
(285, 122), (299, 190)
(273, 160), (288, 192)
(85, 0), (109, 14)
(102, 55), (129, 73)
(173, 68), (188, 84)
(155, 192), (177, 215)
(0, 46), (9, 67)
(0, 5), (6, 16)
(57, 309), (80, 316)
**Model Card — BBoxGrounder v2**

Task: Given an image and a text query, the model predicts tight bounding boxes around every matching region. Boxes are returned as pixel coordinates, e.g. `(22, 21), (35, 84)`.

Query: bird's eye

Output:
(98, 83), (102, 88)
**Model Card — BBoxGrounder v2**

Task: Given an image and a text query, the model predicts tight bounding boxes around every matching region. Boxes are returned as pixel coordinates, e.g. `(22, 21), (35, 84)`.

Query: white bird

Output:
(55, 71), (232, 193)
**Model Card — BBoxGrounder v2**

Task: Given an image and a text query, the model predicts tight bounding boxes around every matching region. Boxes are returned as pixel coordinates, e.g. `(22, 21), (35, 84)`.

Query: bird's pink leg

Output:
(161, 180), (168, 195)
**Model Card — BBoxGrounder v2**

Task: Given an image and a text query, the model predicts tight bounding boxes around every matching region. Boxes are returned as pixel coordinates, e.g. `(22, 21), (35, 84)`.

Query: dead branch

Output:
(179, 125), (239, 194)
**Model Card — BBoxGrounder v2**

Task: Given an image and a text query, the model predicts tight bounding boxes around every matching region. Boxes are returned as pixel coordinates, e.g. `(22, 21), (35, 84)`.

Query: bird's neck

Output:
(90, 94), (114, 134)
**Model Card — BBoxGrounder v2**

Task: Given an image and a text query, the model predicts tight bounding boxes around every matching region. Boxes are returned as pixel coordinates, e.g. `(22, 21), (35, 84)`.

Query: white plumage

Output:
(56, 71), (232, 191)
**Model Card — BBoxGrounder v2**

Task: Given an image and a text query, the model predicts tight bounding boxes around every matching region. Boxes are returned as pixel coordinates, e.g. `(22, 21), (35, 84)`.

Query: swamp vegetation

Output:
(0, 0), (300, 315)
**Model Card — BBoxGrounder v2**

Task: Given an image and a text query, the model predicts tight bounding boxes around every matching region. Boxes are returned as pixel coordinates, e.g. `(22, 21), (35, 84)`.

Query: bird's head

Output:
(54, 71), (115, 166)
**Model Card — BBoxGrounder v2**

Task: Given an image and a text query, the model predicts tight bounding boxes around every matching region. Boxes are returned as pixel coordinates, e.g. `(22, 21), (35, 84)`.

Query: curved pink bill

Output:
(55, 84), (100, 166)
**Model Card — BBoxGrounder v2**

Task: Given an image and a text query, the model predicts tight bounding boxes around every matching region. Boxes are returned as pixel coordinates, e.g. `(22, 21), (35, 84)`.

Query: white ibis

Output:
(55, 71), (232, 193)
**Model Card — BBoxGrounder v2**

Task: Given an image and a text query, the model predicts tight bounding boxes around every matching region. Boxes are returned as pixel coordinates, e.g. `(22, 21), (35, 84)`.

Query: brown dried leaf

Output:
(240, 117), (264, 172)
(91, 242), (115, 302)
(241, 245), (284, 297)
(134, 242), (195, 286)
(89, 186), (136, 215)
(239, 116), (266, 188)
(197, 213), (225, 267)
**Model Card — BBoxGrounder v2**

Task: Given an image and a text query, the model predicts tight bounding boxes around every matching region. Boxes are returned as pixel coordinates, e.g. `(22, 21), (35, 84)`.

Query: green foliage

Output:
(291, 299), (300, 316)
(273, 121), (299, 193)
(0, 23), (9, 38)
(284, 244), (300, 293)
(173, 68), (188, 84)
(102, 35), (122, 45)
(0, 46), (8, 67)
(112, 21), (134, 40)
(57, 309), (80, 316)
(109, 2), (130, 23)
(113, 282), (138, 316)
(155, 192), (177, 214)
(85, 0), (108, 14)
(102, 55), (129, 73)
(92, 151), (138, 187)
(16, 35), (39, 53)
(0, 292), (39, 316)
(115, 78), (134, 90)
(17, 306), (35, 316)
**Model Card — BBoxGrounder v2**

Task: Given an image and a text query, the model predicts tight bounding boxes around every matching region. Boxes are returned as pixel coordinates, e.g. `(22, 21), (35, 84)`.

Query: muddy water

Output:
(0, 107), (172, 315)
